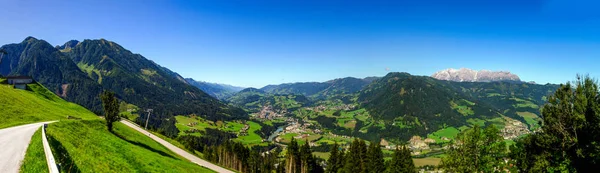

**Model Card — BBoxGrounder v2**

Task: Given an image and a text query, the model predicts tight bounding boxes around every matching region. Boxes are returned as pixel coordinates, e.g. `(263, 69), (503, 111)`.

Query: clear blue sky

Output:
(1, 0), (599, 88)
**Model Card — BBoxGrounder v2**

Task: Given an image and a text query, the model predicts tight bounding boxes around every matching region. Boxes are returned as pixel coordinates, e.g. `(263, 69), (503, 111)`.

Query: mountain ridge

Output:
(432, 68), (521, 82)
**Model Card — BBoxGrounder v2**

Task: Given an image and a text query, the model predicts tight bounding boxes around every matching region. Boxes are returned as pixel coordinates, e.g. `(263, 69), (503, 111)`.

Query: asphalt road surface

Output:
(0, 122), (49, 173)
(120, 120), (234, 173)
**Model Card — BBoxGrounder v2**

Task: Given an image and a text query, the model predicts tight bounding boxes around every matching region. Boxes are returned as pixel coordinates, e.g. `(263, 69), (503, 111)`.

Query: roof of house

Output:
(6, 76), (33, 80)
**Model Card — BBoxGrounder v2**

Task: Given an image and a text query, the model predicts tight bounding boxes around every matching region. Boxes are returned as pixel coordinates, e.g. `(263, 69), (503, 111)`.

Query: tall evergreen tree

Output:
(386, 146), (415, 173)
(366, 141), (385, 173)
(300, 141), (313, 173)
(358, 140), (368, 173)
(100, 91), (120, 132)
(342, 139), (363, 173)
(286, 138), (301, 173)
(326, 143), (341, 173)
(511, 76), (600, 172)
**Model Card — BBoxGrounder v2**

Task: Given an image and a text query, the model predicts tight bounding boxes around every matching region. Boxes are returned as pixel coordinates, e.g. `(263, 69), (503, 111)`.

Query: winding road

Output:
(120, 120), (234, 173)
(0, 122), (49, 173)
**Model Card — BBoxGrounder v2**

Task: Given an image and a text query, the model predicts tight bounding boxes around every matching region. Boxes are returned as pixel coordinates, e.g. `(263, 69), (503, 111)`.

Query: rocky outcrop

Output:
(432, 68), (521, 82)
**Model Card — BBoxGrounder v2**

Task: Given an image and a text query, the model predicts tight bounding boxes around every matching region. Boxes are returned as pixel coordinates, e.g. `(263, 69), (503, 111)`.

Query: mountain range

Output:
(432, 68), (521, 82)
(0, 37), (560, 142)
(0, 37), (246, 137)
(185, 78), (245, 100)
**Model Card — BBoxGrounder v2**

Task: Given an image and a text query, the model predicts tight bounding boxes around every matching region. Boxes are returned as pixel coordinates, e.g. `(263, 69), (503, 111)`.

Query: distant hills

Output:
(237, 72), (558, 141)
(0, 37), (246, 124)
(355, 72), (557, 140)
(260, 77), (376, 99)
(432, 68), (521, 82)
(185, 78), (245, 100)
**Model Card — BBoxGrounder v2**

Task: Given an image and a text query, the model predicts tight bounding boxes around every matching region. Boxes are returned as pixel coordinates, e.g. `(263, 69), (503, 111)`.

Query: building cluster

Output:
(239, 124), (250, 136)
(308, 104), (356, 113)
(501, 118), (531, 140)
(256, 105), (285, 119)
(409, 136), (437, 151)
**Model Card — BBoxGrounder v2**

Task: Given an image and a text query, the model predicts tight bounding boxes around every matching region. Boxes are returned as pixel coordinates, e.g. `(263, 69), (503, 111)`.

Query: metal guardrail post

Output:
(42, 124), (60, 173)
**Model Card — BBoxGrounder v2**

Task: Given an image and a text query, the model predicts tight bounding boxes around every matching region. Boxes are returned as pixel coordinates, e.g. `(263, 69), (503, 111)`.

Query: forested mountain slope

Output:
(261, 77), (375, 99)
(0, 37), (104, 113)
(59, 39), (246, 121)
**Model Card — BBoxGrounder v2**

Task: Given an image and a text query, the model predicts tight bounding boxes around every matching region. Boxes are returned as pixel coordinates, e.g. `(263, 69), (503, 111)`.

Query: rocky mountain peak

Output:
(432, 68), (521, 82)
(58, 40), (80, 50)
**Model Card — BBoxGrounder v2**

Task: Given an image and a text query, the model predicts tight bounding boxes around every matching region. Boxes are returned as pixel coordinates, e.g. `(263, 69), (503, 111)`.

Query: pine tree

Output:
(300, 141), (313, 173)
(326, 143), (341, 173)
(366, 141), (385, 173)
(286, 138), (301, 173)
(385, 146), (415, 173)
(343, 139), (366, 173)
(358, 140), (368, 173)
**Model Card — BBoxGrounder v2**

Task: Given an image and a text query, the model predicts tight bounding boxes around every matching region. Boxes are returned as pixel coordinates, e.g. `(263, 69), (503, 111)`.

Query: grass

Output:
(517, 112), (541, 130)
(413, 157), (441, 167)
(174, 116), (266, 146)
(234, 121), (264, 145)
(428, 127), (460, 142)
(20, 127), (49, 173)
(343, 120), (357, 129)
(486, 117), (507, 129)
(511, 97), (539, 109)
(486, 93), (503, 97)
(450, 100), (474, 116)
(467, 118), (486, 127)
(0, 82), (98, 129)
(313, 152), (330, 160)
(45, 120), (214, 173)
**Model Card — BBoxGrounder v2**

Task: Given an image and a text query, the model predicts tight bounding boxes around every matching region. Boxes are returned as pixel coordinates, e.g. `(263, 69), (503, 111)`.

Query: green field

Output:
(46, 120), (213, 172)
(174, 116), (267, 146)
(0, 82), (98, 129)
(413, 157), (441, 167)
(467, 118), (486, 127)
(511, 98), (539, 109)
(234, 121), (264, 145)
(450, 100), (475, 116)
(20, 127), (48, 173)
(517, 112), (541, 129)
(428, 127), (460, 142)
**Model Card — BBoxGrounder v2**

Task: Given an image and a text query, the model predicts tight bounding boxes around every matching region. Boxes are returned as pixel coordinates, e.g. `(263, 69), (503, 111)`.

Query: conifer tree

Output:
(366, 141), (385, 173)
(286, 138), (301, 173)
(385, 145), (415, 173)
(326, 143), (341, 173)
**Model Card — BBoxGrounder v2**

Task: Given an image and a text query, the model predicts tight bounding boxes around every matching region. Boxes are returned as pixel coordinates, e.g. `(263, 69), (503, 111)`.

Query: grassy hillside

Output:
(20, 127), (48, 173)
(0, 81), (97, 129)
(0, 37), (105, 114)
(45, 120), (214, 172)
(175, 115), (269, 146)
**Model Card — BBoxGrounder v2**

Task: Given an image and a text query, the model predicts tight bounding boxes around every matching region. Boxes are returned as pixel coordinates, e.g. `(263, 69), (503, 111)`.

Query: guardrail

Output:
(42, 124), (60, 173)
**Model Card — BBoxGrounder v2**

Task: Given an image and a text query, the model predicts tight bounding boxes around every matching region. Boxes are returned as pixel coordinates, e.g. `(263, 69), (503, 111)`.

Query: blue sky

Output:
(1, 0), (599, 88)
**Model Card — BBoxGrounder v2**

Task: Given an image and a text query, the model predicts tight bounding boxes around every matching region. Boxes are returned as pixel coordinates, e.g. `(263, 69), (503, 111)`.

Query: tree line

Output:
(325, 138), (415, 173)
(441, 76), (600, 172)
